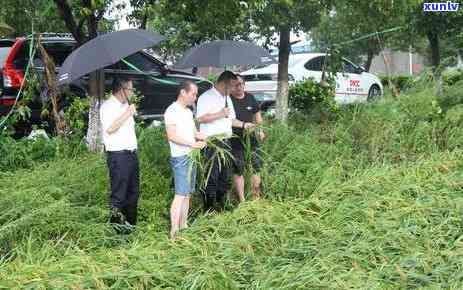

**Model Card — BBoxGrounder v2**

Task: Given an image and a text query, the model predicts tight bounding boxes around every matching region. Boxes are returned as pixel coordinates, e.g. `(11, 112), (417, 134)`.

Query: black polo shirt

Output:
(231, 92), (260, 138)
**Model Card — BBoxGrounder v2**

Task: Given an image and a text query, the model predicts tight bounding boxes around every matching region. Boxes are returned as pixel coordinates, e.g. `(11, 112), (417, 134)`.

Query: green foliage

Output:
(312, 1), (410, 69)
(143, 0), (254, 60)
(407, 1), (463, 68)
(207, 73), (218, 83)
(0, 71), (40, 137)
(438, 80), (463, 113)
(442, 69), (463, 87)
(0, 0), (67, 36)
(4, 82), (463, 288)
(63, 96), (90, 136)
(288, 78), (339, 120)
(0, 134), (87, 172)
(0, 136), (55, 171)
(379, 75), (414, 92)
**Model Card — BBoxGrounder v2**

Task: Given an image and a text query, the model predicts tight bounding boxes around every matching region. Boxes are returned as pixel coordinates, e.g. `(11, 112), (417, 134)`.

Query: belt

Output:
(107, 149), (137, 154)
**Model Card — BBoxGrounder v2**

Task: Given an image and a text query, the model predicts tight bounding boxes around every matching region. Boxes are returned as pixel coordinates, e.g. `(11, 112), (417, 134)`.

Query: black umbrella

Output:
(58, 29), (165, 85)
(173, 40), (276, 69)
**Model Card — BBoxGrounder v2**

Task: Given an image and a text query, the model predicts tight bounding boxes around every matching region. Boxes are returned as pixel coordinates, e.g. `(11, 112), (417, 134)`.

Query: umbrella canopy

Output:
(173, 40), (276, 69)
(58, 29), (165, 85)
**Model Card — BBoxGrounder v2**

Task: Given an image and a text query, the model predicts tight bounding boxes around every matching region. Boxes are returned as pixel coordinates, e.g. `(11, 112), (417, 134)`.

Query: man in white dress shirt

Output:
(196, 71), (254, 211)
(100, 77), (139, 231)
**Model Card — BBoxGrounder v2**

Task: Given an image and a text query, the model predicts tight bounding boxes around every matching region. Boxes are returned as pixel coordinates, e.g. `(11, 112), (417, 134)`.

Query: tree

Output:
(0, 0), (67, 36)
(53, 0), (114, 151)
(136, 0), (327, 122)
(407, 1), (463, 71)
(312, 1), (411, 72)
(130, 0), (254, 62)
(251, 0), (327, 122)
(128, 0), (158, 29)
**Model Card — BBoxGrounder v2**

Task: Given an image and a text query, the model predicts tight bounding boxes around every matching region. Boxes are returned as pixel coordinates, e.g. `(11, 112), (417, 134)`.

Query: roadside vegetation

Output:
(1, 70), (463, 288)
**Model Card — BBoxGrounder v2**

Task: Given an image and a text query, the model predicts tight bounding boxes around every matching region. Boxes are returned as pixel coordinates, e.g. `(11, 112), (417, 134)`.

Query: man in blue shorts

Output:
(164, 80), (206, 239)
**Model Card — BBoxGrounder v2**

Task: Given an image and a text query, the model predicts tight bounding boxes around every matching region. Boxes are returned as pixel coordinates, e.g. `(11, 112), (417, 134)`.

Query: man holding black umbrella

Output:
(100, 77), (139, 231)
(196, 71), (254, 211)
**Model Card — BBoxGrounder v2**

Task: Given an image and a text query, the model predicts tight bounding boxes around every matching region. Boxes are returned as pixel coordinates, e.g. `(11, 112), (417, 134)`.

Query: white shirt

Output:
(100, 96), (137, 151)
(164, 101), (196, 157)
(196, 87), (236, 138)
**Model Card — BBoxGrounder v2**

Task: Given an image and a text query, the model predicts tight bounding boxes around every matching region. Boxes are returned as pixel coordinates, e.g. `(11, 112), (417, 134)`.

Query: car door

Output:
(304, 55), (346, 102)
(341, 59), (368, 103)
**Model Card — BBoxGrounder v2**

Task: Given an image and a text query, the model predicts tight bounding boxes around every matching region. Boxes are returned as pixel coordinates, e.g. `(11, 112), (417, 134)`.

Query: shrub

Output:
(0, 136), (56, 171)
(63, 96), (90, 137)
(438, 80), (463, 113)
(0, 134), (86, 172)
(379, 75), (414, 92)
(442, 68), (463, 87)
(288, 78), (339, 121)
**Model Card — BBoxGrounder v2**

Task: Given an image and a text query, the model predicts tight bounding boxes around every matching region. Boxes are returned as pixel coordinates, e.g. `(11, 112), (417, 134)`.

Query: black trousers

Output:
(201, 139), (232, 211)
(106, 150), (140, 225)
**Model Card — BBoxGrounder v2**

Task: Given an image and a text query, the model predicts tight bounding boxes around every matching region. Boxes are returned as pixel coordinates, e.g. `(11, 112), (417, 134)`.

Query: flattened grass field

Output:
(1, 80), (463, 289)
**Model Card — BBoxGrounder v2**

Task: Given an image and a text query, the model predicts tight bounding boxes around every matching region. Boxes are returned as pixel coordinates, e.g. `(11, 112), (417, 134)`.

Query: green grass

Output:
(1, 85), (463, 289)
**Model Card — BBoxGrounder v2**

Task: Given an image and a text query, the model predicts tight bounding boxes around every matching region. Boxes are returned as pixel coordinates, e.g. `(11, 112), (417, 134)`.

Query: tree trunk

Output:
(86, 70), (104, 151)
(85, 11), (105, 152)
(364, 49), (374, 72)
(84, 8), (106, 152)
(53, 0), (86, 45)
(140, 14), (148, 29)
(275, 25), (291, 123)
(457, 49), (463, 68)
(427, 32), (440, 71)
(53, 0), (107, 150)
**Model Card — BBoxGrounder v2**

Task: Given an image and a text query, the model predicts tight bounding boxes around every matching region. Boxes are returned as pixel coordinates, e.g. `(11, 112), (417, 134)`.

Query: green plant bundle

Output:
(188, 134), (235, 190)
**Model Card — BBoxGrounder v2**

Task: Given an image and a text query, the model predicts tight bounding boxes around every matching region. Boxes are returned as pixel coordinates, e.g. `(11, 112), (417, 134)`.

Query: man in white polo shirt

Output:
(196, 71), (254, 211)
(164, 80), (206, 239)
(100, 77), (139, 232)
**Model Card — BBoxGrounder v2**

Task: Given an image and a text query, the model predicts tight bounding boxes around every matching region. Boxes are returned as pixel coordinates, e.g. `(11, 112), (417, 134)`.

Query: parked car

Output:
(0, 33), (213, 135)
(241, 53), (383, 106)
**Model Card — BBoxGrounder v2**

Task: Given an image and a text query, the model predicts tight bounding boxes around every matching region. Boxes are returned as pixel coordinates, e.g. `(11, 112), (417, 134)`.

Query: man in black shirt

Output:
(230, 74), (265, 201)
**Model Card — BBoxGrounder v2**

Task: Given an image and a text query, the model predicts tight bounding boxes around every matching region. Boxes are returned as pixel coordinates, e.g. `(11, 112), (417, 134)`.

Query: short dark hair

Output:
(177, 80), (196, 96)
(112, 76), (132, 94)
(217, 70), (237, 84)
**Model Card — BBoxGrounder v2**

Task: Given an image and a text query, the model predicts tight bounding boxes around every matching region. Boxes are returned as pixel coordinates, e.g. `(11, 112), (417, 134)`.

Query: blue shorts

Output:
(170, 155), (196, 196)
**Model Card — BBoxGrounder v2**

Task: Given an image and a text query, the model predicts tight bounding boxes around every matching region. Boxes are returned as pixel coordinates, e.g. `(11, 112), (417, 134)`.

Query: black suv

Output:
(0, 33), (212, 134)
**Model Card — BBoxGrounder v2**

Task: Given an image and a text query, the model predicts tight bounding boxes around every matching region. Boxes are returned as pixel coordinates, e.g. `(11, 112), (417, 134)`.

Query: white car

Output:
(241, 53), (383, 104)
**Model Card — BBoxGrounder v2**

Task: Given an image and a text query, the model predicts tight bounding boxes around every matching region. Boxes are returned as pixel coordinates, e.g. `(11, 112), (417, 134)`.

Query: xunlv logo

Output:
(423, 1), (460, 11)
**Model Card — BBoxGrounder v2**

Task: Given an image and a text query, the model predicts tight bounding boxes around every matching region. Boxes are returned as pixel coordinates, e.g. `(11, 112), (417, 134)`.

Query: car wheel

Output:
(367, 85), (382, 102)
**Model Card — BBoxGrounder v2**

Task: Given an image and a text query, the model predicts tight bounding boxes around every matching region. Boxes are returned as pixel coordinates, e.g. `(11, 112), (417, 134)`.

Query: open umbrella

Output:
(173, 40), (276, 69)
(58, 29), (165, 85)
